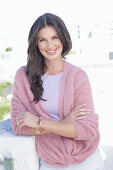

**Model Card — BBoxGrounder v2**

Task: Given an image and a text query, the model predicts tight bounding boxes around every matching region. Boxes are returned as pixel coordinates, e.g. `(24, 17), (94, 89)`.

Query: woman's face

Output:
(37, 26), (63, 61)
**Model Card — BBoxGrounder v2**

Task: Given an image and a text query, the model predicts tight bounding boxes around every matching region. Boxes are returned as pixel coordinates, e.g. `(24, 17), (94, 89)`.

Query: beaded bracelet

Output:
(36, 117), (44, 134)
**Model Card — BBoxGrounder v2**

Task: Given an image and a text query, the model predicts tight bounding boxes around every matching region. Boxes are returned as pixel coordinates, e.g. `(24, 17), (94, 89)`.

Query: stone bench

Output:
(0, 119), (39, 170)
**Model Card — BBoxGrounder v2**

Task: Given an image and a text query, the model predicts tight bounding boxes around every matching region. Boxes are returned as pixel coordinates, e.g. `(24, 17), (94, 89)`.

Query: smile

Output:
(46, 49), (57, 55)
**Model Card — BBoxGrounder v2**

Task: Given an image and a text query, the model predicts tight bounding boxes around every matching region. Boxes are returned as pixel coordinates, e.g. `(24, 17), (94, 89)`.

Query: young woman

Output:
(11, 13), (105, 170)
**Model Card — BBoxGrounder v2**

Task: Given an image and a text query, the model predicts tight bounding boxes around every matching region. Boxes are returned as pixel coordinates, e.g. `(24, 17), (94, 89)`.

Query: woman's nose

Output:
(47, 40), (53, 47)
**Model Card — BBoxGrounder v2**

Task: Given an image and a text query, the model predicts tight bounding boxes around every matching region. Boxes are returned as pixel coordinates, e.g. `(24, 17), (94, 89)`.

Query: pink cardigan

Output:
(11, 61), (100, 168)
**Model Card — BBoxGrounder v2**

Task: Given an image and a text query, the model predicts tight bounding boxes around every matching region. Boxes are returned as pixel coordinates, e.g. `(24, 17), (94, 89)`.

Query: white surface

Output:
(0, 131), (39, 170)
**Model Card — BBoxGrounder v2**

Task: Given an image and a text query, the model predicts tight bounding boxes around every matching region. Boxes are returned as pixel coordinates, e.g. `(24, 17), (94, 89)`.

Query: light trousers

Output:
(38, 149), (105, 170)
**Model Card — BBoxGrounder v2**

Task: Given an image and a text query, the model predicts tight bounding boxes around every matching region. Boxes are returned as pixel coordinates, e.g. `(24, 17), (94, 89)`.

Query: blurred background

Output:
(0, 0), (113, 168)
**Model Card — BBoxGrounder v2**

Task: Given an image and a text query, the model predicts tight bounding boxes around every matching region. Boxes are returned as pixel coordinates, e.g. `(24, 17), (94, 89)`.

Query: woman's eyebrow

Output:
(38, 36), (45, 39)
(38, 34), (59, 39)
(53, 34), (58, 36)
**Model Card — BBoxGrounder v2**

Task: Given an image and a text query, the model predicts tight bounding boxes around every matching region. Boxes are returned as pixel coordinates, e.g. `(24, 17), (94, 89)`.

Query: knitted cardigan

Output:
(11, 60), (100, 168)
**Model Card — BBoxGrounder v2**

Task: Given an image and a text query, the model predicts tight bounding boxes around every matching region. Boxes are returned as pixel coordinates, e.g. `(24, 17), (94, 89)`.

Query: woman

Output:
(11, 13), (105, 170)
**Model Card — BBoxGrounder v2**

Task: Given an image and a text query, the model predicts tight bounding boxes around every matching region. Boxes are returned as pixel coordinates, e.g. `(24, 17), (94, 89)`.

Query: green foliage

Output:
(5, 47), (12, 52)
(69, 50), (76, 54)
(0, 102), (10, 121)
(0, 82), (12, 121)
(0, 82), (12, 95)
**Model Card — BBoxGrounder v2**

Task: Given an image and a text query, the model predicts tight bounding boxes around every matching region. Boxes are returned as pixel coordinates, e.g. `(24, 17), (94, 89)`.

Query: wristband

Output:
(36, 117), (44, 134)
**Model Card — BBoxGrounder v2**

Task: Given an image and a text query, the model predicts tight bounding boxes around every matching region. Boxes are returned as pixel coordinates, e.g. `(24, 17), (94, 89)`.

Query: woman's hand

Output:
(61, 104), (90, 123)
(16, 112), (38, 129)
(16, 112), (50, 135)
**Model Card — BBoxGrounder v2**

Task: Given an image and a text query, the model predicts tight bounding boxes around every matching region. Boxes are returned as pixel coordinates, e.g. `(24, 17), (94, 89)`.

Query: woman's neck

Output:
(45, 59), (64, 75)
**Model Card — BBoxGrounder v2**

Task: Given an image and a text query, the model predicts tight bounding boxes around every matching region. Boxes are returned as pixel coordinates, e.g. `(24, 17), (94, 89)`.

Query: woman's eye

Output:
(39, 39), (45, 42)
(53, 36), (59, 39)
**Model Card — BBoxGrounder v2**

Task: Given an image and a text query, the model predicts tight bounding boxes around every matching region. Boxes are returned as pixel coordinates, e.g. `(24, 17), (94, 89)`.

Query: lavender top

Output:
(40, 72), (63, 121)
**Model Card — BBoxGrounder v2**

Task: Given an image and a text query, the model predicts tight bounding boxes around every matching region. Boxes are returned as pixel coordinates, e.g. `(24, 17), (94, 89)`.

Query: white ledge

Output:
(0, 119), (39, 170)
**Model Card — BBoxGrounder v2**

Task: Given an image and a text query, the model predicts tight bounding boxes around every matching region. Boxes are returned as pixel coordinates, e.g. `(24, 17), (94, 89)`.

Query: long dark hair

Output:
(26, 13), (72, 103)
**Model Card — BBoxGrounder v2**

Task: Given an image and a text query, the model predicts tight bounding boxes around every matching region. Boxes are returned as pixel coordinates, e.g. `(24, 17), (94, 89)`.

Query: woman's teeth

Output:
(48, 50), (55, 52)
(47, 49), (56, 54)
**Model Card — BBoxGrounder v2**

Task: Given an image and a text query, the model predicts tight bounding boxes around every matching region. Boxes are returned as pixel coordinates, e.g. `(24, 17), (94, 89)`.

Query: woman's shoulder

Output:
(15, 66), (26, 76)
(66, 61), (89, 83)
(65, 60), (86, 75)
(16, 65), (26, 73)
(14, 66), (27, 80)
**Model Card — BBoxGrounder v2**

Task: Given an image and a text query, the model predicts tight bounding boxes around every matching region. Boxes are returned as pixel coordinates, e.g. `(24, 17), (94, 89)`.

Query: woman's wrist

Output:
(32, 118), (51, 135)
(39, 119), (51, 133)
(30, 127), (37, 135)
(39, 119), (77, 138)
(36, 117), (44, 134)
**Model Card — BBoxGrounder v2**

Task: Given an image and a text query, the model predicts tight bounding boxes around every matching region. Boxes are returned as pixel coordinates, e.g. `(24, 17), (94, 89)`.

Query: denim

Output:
(0, 118), (14, 135)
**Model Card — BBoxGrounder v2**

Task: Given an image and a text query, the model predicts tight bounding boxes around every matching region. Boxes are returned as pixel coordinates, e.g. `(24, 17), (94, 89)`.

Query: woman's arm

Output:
(41, 120), (77, 138)
(11, 67), (38, 136)
(38, 104), (90, 138)
(17, 105), (90, 137)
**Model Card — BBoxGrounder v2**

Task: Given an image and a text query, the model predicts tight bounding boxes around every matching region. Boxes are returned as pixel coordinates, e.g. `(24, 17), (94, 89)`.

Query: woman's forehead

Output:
(38, 26), (58, 37)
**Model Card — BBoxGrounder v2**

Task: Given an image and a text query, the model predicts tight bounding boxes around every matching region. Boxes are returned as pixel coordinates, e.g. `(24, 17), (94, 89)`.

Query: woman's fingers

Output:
(70, 108), (91, 116)
(63, 105), (91, 122)
(16, 118), (25, 129)
(74, 110), (90, 121)
(16, 112), (39, 128)
(75, 109), (91, 114)
(18, 121), (26, 129)
(16, 116), (24, 122)
(75, 110), (90, 117)
(16, 113), (27, 129)
(74, 104), (86, 110)
(75, 115), (87, 121)
(74, 112), (90, 121)
(16, 112), (25, 119)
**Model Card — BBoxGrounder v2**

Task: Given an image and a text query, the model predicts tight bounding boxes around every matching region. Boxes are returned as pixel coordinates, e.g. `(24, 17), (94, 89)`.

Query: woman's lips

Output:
(46, 49), (57, 55)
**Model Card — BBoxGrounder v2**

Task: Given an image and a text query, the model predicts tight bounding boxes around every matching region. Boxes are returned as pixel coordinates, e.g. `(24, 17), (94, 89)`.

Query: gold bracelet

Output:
(36, 117), (44, 134)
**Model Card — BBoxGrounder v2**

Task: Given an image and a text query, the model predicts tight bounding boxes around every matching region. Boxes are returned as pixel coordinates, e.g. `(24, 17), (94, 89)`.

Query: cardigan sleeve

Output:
(73, 68), (100, 141)
(10, 67), (33, 136)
